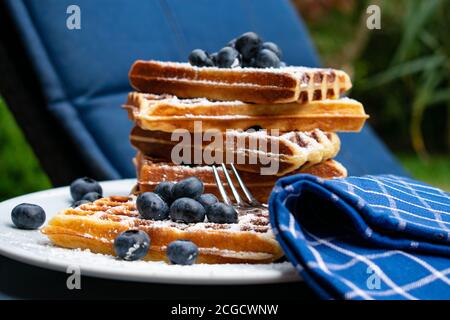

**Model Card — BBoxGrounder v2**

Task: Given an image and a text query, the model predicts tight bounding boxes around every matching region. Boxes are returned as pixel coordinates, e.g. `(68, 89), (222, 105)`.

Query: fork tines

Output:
(212, 163), (262, 208)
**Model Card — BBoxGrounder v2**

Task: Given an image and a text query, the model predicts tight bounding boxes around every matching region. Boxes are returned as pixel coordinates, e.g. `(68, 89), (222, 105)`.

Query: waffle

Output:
(42, 196), (284, 264)
(130, 126), (341, 175)
(125, 93), (368, 132)
(135, 154), (348, 203)
(129, 61), (352, 104)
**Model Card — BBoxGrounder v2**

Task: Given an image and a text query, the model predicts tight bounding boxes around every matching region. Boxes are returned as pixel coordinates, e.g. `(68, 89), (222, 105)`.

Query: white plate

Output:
(0, 179), (300, 285)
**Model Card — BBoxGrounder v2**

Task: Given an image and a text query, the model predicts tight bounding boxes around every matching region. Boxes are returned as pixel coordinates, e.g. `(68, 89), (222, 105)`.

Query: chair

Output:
(0, 0), (406, 300)
(0, 0), (406, 187)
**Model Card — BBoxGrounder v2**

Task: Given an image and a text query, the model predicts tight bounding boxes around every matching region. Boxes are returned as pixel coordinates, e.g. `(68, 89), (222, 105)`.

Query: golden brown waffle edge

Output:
(124, 92), (368, 133)
(135, 155), (347, 203)
(129, 60), (352, 104)
(130, 127), (341, 176)
(42, 196), (284, 264)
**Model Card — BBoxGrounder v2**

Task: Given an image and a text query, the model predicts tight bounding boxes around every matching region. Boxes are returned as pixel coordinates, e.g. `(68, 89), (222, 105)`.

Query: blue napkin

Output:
(269, 174), (450, 300)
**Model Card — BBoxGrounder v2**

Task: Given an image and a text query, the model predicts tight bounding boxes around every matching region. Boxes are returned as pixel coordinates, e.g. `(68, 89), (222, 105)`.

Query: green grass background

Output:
(0, 97), (448, 201)
(0, 98), (51, 201)
(397, 153), (449, 192)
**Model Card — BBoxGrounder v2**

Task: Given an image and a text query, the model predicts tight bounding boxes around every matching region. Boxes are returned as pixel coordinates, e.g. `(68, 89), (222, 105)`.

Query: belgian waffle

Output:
(125, 93), (368, 132)
(42, 196), (284, 264)
(129, 60), (352, 104)
(130, 127), (341, 175)
(135, 154), (348, 203)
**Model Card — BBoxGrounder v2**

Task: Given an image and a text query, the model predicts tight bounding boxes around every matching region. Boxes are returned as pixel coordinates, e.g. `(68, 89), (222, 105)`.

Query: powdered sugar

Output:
(136, 91), (359, 108)
(75, 200), (272, 235)
(149, 60), (324, 74)
(152, 94), (243, 107)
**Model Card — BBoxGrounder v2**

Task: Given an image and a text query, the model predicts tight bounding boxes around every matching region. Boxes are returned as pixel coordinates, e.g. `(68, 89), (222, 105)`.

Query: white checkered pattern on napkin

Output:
(269, 174), (450, 300)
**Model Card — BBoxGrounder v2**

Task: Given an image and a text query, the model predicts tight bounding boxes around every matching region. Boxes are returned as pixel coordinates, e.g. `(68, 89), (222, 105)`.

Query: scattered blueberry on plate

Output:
(206, 202), (238, 224)
(170, 197), (206, 223)
(70, 177), (102, 201)
(188, 31), (286, 69)
(81, 191), (102, 202)
(11, 203), (46, 229)
(137, 192), (169, 220)
(172, 177), (204, 200)
(114, 230), (150, 261)
(154, 181), (175, 205)
(166, 240), (199, 265)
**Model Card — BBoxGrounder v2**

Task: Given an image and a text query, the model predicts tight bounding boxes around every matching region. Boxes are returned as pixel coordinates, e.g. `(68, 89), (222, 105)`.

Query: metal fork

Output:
(212, 163), (266, 210)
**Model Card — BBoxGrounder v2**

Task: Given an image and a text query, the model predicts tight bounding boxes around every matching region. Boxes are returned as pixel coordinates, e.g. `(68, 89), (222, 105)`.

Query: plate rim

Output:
(0, 179), (301, 285)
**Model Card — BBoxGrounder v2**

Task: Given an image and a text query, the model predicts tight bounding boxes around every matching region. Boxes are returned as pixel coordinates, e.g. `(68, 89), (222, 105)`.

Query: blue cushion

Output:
(5, 0), (406, 179)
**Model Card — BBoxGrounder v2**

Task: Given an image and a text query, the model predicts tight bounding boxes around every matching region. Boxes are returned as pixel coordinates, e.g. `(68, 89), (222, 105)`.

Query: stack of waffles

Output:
(42, 60), (368, 264)
(126, 61), (368, 203)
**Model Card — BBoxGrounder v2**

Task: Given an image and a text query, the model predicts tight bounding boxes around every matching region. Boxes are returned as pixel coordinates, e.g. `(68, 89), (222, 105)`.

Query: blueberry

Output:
(246, 125), (264, 131)
(235, 32), (262, 61)
(11, 203), (46, 229)
(166, 240), (198, 265)
(71, 200), (90, 208)
(197, 193), (219, 209)
(210, 52), (218, 65)
(254, 49), (281, 68)
(216, 47), (240, 68)
(154, 181), (175, 204)
(81, 192), (102, 202)
(188, 49), (214, 67)
(280, 61), (287, 67)
(114, 230), (150, 261)
(172, 177), (204, 200)
(137, 192), (169, 220)
(170, 198), (206, 223)
(70, 177), (102, 201)
(261, 42), (282, 58)
(242, 58), (256, 68)
(206, 202), (238, 224)
(227, 38), (237, 48)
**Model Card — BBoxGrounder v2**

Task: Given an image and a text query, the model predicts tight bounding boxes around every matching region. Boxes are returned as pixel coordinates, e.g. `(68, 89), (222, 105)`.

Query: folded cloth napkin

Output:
(269, 174), (450, 300)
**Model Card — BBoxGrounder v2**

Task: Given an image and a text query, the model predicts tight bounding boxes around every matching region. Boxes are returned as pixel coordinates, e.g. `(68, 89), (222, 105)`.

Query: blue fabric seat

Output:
(4, 0), (406, 180)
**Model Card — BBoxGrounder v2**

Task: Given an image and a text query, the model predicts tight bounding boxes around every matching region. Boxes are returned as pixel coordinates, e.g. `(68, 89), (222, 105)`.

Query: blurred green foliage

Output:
(0, 98), (52, 200)
(398, 153), (450, 192)
(295, 0), (449, 156)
